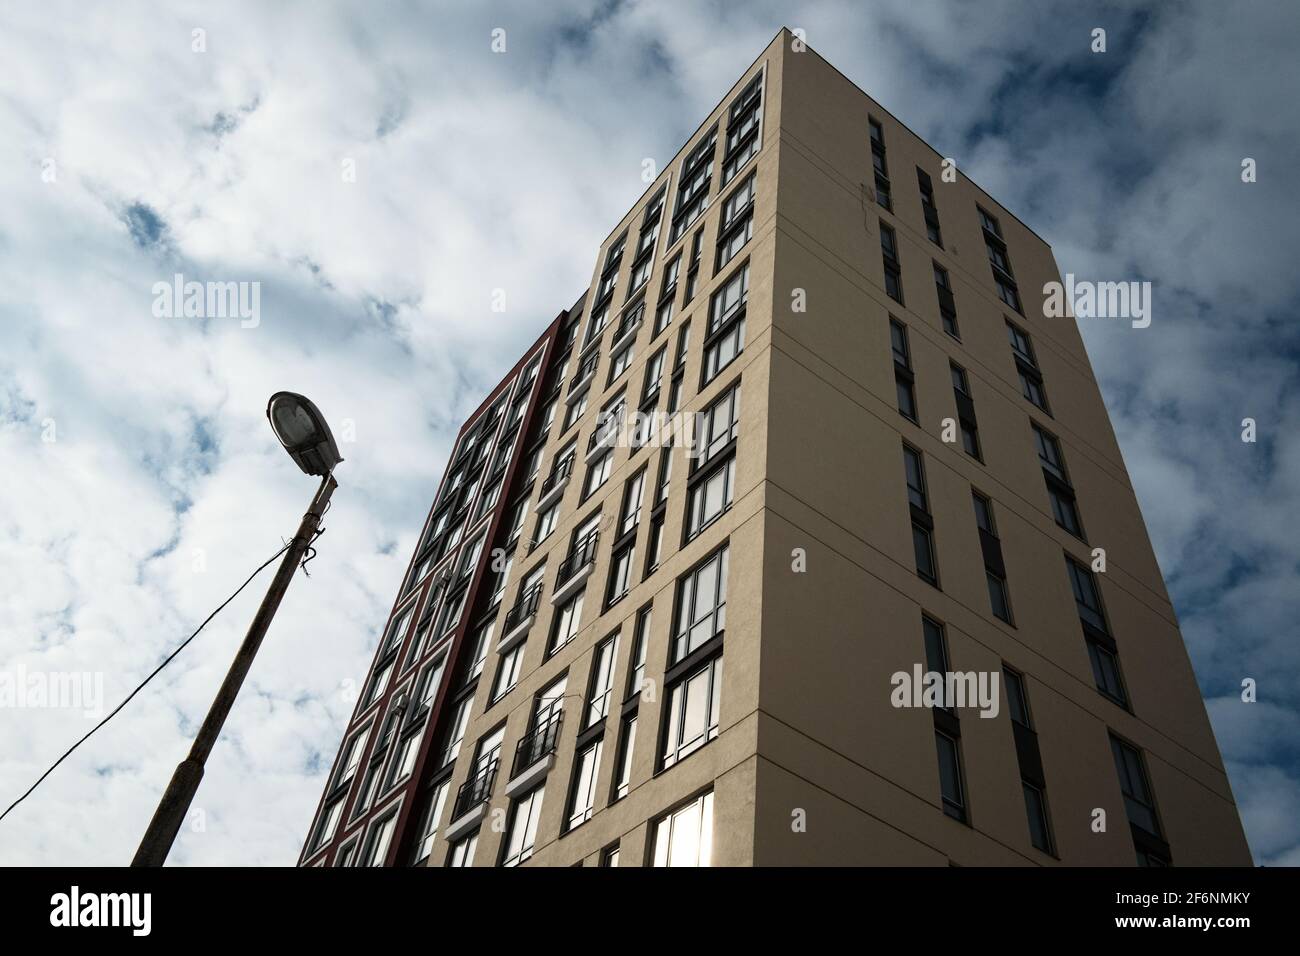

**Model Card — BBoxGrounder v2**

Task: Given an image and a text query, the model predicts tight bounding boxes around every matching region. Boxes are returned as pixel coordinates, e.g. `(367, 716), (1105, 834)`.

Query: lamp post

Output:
(132, 392), (344, 867)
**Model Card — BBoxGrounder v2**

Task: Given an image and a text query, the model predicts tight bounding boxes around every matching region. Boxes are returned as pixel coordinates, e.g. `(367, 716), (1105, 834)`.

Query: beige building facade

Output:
(300, 29), (1251, 868)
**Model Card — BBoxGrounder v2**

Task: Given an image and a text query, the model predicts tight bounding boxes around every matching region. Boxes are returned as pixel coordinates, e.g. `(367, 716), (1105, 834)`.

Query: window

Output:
(619, 469), (646, 537)
(606, 543), (635, 607)
(722, 73), (762, 184)
(654, 442), (674, 507)
(979, 205), (1021, 313)
(1007, 321), (1048, 410)
(1087, 638), (1127, 705)
(646, 446), (672, 574)
(333, 839), (359, 867)
(549, 590), (585, 655)
(359, 811), (398, 866)
(411, 780), (450, 865)
(703, 263), (747, 384)
(563, 388), (588, 431)
(476, 476), (503, 520)
(973, 492), (1011, 623)
(935, 731), (967, 822)
(651, 791), (714, 866)
(869, 117), (891, 211)
(364, 658), (393, 709)
(642, 348), (666, 405)
(505, 496), (529, 546)
(584, 450), (613, 498)
(612, 714), (637, 801)
(386, 729), (421, 790)
(654, 255), (680, 336)
(381, 601), (417, 658)
(439, 695), (472, 767)
(670, 128), (717, 245)
(1065, 558), (1107, 634)
(903, 445), (937, 585)
(1003, 666), (1031, 727)
(435, 585), (467, 639)
(595, 233), (626, 307)
(934, 262), (958, 337)
(696, 381), (740, 466)
(447, 830), (478, 867)
(972, 490), (995, 534)
(880, 222), (903, 302)
(673, 320), (691, 373)
(608, 339), (634, 383)
(464, 618), (492, 682)
(920, 615), (954, 712)
(672, 546), (728, 662)
(634, 186), (666, 263)
(601, 844), (621, 867)
(1068, 559), (1128, 705)
(684, 228), (704, 302)
(1023, 782), (1054, 854)
(500, 784), (546, 867)
(922, 615), (949, 675)
(716, 172), (755, 271)
(987, 571), (1012, 623)
(950, 363), (982, 461)
(333, 725), (371, 791)
(663, 655), (724, 770)
(566, 740), (603, 830)
(890, 319), (917, 422)
(1033, 424), (1082, 537)
(311, 797), (345, 853)
(1033, 424), (1066, 481)
(1110, 736), (1163, 840)
(586, 634), (619, 727)
(492, 640), (525, 701)
(918, 168), (942, 246)
(534, 501), (559, 545)
(628, 604), (651, 699)
(685, 457), (736, 540)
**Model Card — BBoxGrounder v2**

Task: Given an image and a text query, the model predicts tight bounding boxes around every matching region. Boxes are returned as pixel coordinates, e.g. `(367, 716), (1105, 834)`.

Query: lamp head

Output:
(266, 391), (343, 477)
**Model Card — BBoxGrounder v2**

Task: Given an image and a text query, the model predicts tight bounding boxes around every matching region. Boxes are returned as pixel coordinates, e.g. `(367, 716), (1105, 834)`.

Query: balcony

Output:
(609, 303), (644, 354)
(498, 582), (543, 653)
(506, 709), (563, 797)
(551, 530), (599, 605)
(444, 758), (498, 841)
(535, 456), (574, 511)
(585, 417), (619, 463)
(566, 351), (600, 404)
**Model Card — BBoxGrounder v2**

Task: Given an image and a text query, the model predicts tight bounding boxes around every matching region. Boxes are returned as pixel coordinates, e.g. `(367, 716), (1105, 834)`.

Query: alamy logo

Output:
(151, 273), (261, 328)
(890, 665), (1001, 718)
(50, 886), (151, 936)
(1042, 273), (1151, 328)
(0, 664), (103, 717)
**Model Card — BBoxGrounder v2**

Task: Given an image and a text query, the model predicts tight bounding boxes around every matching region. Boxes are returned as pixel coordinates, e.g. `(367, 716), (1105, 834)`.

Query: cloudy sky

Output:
(1, 1), (1295, 866)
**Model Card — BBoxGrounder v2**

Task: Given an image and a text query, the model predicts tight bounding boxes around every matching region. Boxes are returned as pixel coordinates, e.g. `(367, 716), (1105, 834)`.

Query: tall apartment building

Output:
(299, 29), (1251, 867)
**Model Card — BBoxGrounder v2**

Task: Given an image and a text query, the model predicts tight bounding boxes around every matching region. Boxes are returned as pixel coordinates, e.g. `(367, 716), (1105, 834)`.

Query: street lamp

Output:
(132, 393), (342, 867)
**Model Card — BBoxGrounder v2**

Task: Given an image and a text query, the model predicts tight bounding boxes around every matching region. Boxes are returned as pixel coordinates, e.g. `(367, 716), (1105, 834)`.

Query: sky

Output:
(0, 0), (1296, 866)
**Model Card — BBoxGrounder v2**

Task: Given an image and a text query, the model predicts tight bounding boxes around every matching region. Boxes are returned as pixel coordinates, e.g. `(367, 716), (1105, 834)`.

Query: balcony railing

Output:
(539, 456), (574, 497)
(611, 302), (644, 347)
(587, 415), (620, 455)
(453, 757), (498, 820)
(512, 709), (563, 778)
(555, 530), (600, 590)
(503, 582), (543, 634)
(569, 351), (600, 395)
